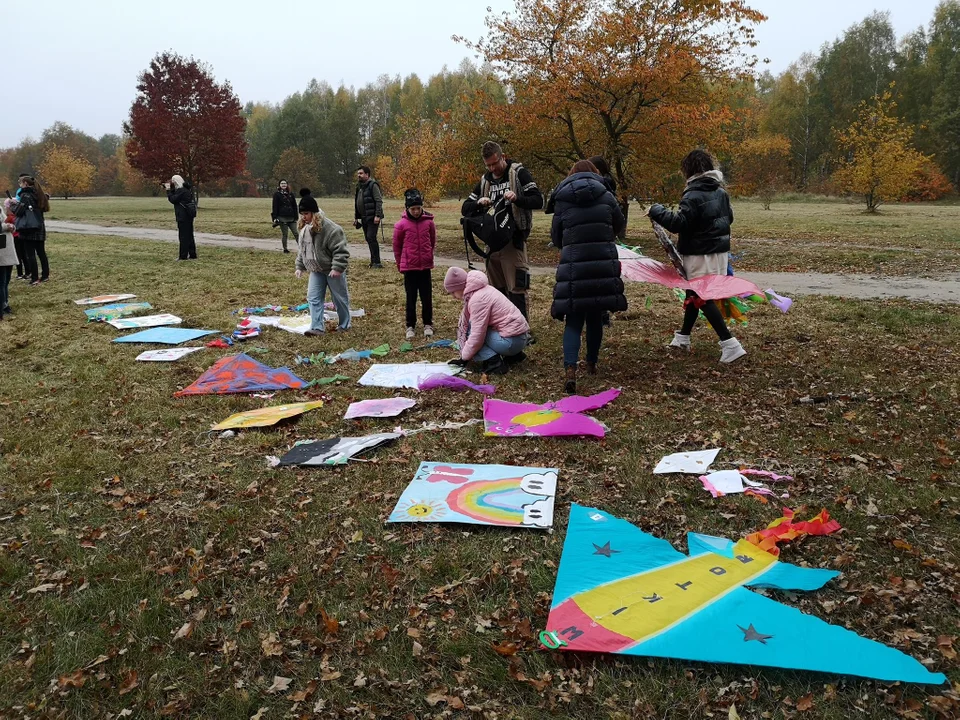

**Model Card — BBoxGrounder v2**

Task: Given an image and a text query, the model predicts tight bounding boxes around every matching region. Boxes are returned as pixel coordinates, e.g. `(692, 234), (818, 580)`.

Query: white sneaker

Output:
(423, 325), (434, 338)
(405, 327), (415, 340)
(719, 337), (747, 364)
(669, 332), (691, 351)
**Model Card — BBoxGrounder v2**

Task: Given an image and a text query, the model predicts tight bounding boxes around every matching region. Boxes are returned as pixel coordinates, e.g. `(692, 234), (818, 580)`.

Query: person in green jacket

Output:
(294, 189), (351, 336)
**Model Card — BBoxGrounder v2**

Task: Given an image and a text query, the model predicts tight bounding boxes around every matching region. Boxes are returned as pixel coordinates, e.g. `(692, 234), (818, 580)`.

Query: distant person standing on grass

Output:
(0, 208), (18, 318)
(392, 188), (436, 340)
(295, 189), (352, 336)
(271, 179), (299, 254)
(15, 177), (49, 286)
(165, 174), (197, 261)
(354, 166), (384, 269)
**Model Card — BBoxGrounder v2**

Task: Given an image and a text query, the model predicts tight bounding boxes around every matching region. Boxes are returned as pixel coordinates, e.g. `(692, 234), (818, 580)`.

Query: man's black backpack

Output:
(180, 199), (198, 220)
(461, 196), (515, 259)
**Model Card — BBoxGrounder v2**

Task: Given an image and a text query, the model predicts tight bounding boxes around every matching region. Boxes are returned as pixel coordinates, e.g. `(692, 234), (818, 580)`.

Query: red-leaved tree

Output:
(124, 52), (247, 191)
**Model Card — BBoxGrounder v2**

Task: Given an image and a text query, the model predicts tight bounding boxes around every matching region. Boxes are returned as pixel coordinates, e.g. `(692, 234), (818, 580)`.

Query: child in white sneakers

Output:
(648, 150), (746, 363)
(392, 189), (436, 340)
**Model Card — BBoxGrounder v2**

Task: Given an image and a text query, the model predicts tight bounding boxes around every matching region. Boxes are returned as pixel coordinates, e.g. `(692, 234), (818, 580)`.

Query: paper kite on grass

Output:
(344, 397), (415, 419)
(278, 432), (401, 466)
(389, 462), (557, 528)
(358, 363), (461, 389)
(175, 353), (308, 397)
(483, 388), (620, 438)
(136, 347), (204, 362)
(541, 504), (946, 685)
(113, 328), (217, 345)
(84, 302), (153, 322)
(74, 294), (137, 305)
(212, 401), (324, 430)
(108, 313), (183, 329)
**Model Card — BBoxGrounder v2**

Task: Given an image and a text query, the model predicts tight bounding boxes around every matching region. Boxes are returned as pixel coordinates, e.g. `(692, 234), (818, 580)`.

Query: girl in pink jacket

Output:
(393, 189), (437, 340)
(443, 267), (529, 375)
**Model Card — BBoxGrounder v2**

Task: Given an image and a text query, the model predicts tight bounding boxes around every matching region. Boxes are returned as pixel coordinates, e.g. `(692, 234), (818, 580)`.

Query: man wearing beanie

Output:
(295, 189), (352, 335)
(354, 166), (384, 269)
(461, 141), (543, 321)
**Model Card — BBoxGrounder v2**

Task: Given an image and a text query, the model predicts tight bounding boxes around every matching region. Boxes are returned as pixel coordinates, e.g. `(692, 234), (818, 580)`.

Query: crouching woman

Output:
(294, 189), (351, 336)
(443, 267), (528, 375)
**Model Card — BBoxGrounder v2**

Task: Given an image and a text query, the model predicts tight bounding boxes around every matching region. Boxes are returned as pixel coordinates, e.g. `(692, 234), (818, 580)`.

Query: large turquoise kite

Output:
(543, 504), (946, 685)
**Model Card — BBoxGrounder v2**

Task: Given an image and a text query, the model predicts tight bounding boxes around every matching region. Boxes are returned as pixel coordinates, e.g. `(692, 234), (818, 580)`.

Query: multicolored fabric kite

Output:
(113, 328), (217, 345)
(483, 389), (620, 438)
(84, 302), (153, 322)
(618, 246), (763, 301)
(344, 397), (416, 419)
(542, 504), (946, 685)
(74, 294), (136, 305)
(174, 354), (308, 397)
(389, 462), (557, 528)
(418, 374), (496, 395)
(108, 313), (182, 330)
(135, 347), (205, 362)
(211, 401), (324, 430)
(358, 363), (461, 389)
(278, 432), (401, 466)
(743, 507), (842, 557)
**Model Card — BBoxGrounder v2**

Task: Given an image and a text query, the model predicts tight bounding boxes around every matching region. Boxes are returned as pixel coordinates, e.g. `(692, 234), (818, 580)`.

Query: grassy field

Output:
(48, 195), (960, 277)
(1, 234), (958, 719)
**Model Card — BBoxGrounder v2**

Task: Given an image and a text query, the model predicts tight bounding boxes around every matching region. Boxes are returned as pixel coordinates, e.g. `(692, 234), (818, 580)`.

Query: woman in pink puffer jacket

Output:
(393, 189), (437, 340)
(443, 267), (529, 375)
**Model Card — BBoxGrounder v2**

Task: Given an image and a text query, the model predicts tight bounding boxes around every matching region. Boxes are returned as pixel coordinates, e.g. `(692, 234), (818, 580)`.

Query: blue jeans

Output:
(563, 311), (603, 367)
(307, 271), (351, 332)
(473, 329), (527, 361)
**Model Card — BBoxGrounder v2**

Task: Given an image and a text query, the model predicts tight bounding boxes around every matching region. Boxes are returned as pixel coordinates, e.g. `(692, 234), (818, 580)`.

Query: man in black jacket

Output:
(166, 175), (197, 261)
(461, 141), (543, 319)
(271, 180), (299, 253)
(354, 166), (384, 268)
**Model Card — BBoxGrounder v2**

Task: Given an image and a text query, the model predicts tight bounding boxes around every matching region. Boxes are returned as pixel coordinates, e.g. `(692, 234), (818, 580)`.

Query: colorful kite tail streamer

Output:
(744, 508), (842, 556)
(765, 289), (793, 313)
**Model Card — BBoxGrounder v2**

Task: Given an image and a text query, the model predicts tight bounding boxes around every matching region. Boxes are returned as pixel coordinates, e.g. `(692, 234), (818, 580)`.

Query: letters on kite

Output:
(212, 401), (325, 430)
(483, 389), (620, 438)
(543, 504), (946, 685)
(389, 462), (557, 528)
(175, 354), (308, 397)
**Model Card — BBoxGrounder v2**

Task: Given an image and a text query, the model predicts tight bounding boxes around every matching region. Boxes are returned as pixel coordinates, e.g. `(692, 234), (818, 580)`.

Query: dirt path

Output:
(48, 221), (960, 304)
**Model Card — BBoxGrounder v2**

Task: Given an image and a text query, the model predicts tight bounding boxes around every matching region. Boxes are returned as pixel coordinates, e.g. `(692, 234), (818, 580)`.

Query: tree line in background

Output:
(1, 0), (957, 212)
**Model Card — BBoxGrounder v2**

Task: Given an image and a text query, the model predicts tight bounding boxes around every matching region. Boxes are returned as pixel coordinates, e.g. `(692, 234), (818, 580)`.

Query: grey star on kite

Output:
(738, 624), (774, 644)
(592, 542), (620, 557)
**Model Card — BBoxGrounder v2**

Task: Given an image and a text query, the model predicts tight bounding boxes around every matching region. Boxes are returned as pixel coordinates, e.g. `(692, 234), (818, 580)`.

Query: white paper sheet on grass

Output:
(653, 448), (721, 474)
(699, 470), (770, 496)
(136, 347), (205, 362)
(245, 309), (366, 335)
(74, 294), (137, 305)
(109, 313), (183, 329)
(358, 363), (462, 389)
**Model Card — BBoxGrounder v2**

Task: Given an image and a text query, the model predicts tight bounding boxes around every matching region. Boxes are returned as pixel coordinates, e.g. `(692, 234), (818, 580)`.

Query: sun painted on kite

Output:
(397, 499), (447, 521)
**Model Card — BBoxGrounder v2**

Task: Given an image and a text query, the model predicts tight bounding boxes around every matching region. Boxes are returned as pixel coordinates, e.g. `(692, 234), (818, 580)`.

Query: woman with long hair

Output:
(16, 177), (49, 285)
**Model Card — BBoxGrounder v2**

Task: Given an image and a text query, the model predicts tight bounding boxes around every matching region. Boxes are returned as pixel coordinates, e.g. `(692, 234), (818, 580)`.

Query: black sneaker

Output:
(283, 249), (290, 254)
(504, 351), (526, 366)
(480, 355), (509, 375)
(371, 263), (384, 269)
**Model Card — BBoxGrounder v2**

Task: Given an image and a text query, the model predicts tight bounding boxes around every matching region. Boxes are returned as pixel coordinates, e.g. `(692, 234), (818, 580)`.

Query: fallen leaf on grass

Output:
(57, 669), (86, 688)
(729, 706), (741, 720)
(27, 583), (57, 594)
(276, 585), (290, 612)
(250, 708), (268, 720)
(796, 693), (815, 712)
(289, 680), (318, 702)
(320, 608), (339, 635)
(261, 633), (283, 657)
(492, 641), (519, 657)
(412, 641), (423, 657)
(320, 670), (341, 682)
(173, 621), (194, 640)
(425, 691), (447, 707)
(267, 676), (292, 694)
(118, 670), (139, 696)
(177, 588), (198, 600)
(937, 635), (957, 661)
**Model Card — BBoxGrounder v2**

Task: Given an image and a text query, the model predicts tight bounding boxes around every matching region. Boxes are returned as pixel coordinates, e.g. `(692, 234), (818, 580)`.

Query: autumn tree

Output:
(37, 144), (95, 199)
(833, 91), (927, 211)
(272, 147), (320, 194)
(374, 118), (450, 203)
(457, 0), (766, 221)
(734, 134), (792, 209)
(125, 52), (247, 192)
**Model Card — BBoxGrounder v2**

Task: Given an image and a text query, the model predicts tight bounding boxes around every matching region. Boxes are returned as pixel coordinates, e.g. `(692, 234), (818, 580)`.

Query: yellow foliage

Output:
(37, 144), (95, 199)
(833, 91), (927, 211)
(734, 134), (792, 209)
(375, 119), (449, 204)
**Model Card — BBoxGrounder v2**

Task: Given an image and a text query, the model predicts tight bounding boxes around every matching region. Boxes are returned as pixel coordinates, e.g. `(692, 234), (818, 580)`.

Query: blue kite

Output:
(113, 328), (217, 345)
(542, 504), (946, 685)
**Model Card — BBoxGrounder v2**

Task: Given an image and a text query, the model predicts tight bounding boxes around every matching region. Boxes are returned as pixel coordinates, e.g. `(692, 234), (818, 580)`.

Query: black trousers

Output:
(14, 235), (25, 276)
(178, 221), (197, 259)
(681, 290), (732, 341)
(21, 230), (49, 282)
(362, 220), (382, 265)
(403, 270), (433, 327)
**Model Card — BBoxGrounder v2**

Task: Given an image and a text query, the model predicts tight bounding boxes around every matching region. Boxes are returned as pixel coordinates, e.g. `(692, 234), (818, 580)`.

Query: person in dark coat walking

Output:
(648, 149), (746, 364)
(354, 166), (384, 268)
(550, 159), (627, 394)
(271, 179), (299, 253)
(166, 175), (197, 260)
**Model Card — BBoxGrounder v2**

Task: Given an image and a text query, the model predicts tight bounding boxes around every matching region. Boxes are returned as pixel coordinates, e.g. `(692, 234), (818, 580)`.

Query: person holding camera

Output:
(461, 141), (543, 321)
(354, 166), (384, 269)
(271, 179), (299, 253)
(165, 175), (197, 261)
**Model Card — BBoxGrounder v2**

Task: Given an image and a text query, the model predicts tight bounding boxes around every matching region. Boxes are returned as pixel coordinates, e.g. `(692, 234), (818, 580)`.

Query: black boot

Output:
(504, 351), (526, 366)
(509, 293), (528, 319)
(480, 354), (509, 375)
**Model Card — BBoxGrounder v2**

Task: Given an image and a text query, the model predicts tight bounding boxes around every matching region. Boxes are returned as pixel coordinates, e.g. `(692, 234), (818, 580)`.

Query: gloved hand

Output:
(353, 219), (362, 229)
(447, 357), (469, 367)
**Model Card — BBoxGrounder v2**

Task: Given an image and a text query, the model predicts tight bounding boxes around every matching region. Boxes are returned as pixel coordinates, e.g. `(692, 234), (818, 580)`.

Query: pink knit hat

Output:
(443, 266), (468, 294)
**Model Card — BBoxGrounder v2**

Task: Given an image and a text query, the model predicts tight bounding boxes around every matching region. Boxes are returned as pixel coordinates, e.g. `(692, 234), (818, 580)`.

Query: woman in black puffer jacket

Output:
(551, 159), (626, 394)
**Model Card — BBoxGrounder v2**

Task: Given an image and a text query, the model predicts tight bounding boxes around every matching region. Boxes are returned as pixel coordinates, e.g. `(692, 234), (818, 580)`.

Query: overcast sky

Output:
(8, 0), (944, 147)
